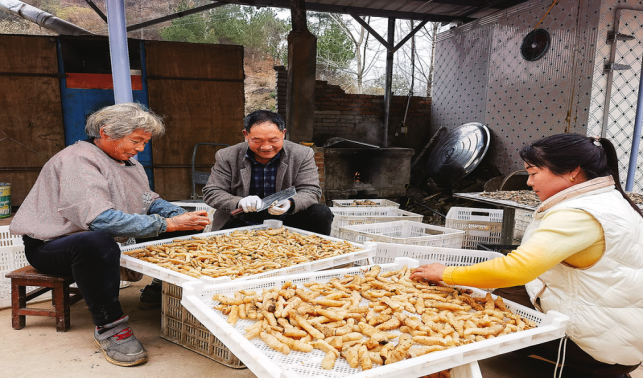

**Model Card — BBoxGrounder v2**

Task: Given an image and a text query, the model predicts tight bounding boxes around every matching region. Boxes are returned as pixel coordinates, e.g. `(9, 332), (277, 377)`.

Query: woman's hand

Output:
(166, 211), (211, 232)
(410, 263), (447, 283)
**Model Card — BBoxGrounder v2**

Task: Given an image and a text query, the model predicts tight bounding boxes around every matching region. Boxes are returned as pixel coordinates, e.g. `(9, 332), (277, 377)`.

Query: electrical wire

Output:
(534, 0), (558, 30)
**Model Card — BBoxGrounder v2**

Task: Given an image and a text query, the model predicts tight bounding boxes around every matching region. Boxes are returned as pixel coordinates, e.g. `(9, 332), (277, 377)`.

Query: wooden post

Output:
(286, 0), (317, 143)
(291, 0), (306, 33)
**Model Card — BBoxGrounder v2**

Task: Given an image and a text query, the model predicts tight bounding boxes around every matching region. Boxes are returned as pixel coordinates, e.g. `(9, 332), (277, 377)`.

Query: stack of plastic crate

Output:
(0, 225), (27, 308)
(331, 199), (400, 208)
(161, 282), (246, 368)
(339, 220), (464, 248)
(513, 209), (534, 242)
(329, 207), (423, 238)
(445, 207), (504, 249)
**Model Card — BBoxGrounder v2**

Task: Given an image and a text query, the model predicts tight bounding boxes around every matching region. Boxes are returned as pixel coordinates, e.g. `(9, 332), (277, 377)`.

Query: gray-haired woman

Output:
(10, 103), (210, 367)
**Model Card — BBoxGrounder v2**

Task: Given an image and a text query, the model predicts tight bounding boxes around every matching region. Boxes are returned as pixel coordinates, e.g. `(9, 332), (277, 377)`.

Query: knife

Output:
(230, 187), (297, 216)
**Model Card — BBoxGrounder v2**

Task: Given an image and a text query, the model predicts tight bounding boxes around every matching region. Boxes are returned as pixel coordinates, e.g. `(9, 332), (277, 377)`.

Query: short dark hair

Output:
(244, 110), (285, 132)
(520, 133), (642, 217)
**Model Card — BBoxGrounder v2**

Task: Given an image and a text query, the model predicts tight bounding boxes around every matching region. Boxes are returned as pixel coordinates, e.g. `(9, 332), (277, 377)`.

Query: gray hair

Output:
(85, 103), (165, 139)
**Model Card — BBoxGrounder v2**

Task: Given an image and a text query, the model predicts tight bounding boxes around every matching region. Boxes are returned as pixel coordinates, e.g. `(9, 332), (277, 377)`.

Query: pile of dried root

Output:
(123, 226), (360, 279)
(213, 265), (537, 371)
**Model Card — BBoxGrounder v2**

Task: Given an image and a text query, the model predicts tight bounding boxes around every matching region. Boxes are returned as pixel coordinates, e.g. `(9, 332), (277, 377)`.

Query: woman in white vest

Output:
(411, 133), (643, 377)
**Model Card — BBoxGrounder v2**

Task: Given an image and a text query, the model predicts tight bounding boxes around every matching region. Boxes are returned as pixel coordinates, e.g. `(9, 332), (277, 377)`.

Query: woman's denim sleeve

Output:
(148, 199), (187, 218)
(89, 209), (167, 238)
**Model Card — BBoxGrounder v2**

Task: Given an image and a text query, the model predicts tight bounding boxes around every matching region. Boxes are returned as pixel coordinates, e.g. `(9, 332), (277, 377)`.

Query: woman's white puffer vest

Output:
(524, 185), (643, 365)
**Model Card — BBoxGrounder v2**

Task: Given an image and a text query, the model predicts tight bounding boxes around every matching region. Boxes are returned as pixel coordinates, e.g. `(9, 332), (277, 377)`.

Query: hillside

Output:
(0, 0), (277, 114)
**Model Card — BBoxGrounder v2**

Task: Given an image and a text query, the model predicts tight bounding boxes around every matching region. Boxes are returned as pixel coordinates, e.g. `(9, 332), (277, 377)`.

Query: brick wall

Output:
(274, 66), (431, 151)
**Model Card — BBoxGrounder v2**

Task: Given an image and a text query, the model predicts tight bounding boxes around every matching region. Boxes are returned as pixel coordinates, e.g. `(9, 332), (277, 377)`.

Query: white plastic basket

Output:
(339, 220), (464, 248)
(331, 199), (400, 208)
(181, 257), (568, 378)
(452, 361), (483, 378)
(513, 209), (534, 241)
(0, 225), (27, 308)
(120, 220), (376, 287)
(366, 242), (504, 266)
(445, 207), (504, 249)
(330, 207), (423, 238)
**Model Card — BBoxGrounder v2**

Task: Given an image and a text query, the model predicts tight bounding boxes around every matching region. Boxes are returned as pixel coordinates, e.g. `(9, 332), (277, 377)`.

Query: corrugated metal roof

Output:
(216, 0), (529, 22)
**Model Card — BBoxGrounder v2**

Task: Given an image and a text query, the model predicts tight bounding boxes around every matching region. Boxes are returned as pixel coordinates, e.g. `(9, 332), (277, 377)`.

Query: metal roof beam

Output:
(126, 1), (227, 32)
(216, 0), (473, 22)
(391, 18), (429, 53)
(84, 0), (107, 23)
(432, 0), (482, 6)
(458, 0), (509, 18)
(347, 8), (430, 53)
(346, 7), (393, 50)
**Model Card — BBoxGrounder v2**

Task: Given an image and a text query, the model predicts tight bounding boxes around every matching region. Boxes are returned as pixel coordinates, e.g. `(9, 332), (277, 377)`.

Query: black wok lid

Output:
(426, 122), (490, 184)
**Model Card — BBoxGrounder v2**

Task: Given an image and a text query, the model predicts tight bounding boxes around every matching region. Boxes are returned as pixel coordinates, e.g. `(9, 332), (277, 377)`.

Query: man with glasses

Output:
(203, 110), (333, 235)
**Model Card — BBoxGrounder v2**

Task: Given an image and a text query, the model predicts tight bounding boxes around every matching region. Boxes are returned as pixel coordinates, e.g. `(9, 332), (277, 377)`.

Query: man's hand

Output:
(410, 263), (447, 283)
(268, 199), (291, 215)
(238, 195), (263, 213)
(166, 211), (210, 232)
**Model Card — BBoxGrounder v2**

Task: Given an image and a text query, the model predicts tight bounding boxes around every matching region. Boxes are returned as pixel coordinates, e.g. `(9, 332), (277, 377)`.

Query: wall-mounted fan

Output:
(520, 29), (551, 61)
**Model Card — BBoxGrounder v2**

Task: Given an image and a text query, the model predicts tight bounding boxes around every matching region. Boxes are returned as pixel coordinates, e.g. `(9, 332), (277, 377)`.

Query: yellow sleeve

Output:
(442, 208), (605, 289)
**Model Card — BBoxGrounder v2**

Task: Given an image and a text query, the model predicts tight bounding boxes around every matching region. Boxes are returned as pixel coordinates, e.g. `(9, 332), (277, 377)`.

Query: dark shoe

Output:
(138, 284), (162, 310)
(94, 316), (148, 367)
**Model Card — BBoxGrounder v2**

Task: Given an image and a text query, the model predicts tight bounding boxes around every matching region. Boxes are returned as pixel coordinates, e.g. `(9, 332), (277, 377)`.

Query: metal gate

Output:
(601, 8), (643, 191)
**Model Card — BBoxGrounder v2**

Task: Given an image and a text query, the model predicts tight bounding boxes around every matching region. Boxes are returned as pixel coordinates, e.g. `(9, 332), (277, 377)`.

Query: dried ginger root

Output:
(260, 332), (289, 354)
(212, 265), (537, 372)
(123, 228), (360, 280)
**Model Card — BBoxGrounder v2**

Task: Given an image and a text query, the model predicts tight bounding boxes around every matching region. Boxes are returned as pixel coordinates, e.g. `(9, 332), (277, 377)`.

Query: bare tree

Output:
(328, 14), (384, 93)
(394, 21), (440, 97)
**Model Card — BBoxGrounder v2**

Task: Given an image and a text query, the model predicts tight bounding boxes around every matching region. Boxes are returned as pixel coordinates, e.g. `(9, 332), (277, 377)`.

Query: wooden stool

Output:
(6, 266), (83, 332)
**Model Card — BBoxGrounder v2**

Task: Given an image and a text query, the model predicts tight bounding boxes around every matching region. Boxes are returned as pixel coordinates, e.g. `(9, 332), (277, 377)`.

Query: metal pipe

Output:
(383, 18), (395, 148)
(105, 0), (132, 105)
(0, 0), (92, 35)
(626, 55), (643, 191)
(84, 0), (107, 23)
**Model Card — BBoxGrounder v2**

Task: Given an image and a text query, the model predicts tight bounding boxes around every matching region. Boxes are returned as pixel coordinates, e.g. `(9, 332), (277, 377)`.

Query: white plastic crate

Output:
(181, 257), (568, 378)
(452, 361), (483, 378)
(331, 199), (400, 208)
(513, 209), (534, 241)
(329, 207), (423, 238)
(339, 220), (464, 248)
(367, 242), (504, 266)
(120, 220), (375, 287)
(0, 225), (27, 308)
(445, 207), (503, 249)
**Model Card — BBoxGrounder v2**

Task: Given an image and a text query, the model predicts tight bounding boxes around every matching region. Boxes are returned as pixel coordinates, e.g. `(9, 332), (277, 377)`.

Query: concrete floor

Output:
(1, 278), (641, 378)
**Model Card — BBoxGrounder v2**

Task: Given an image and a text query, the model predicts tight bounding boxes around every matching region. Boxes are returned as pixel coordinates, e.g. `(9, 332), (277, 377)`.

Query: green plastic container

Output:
(0, 183), (10, 219)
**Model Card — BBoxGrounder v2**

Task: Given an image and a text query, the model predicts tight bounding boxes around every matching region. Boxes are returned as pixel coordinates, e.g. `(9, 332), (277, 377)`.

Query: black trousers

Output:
(493, 286), (640, 377)
(23, 230), (200, 327)
(221, 203), (334, 236)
